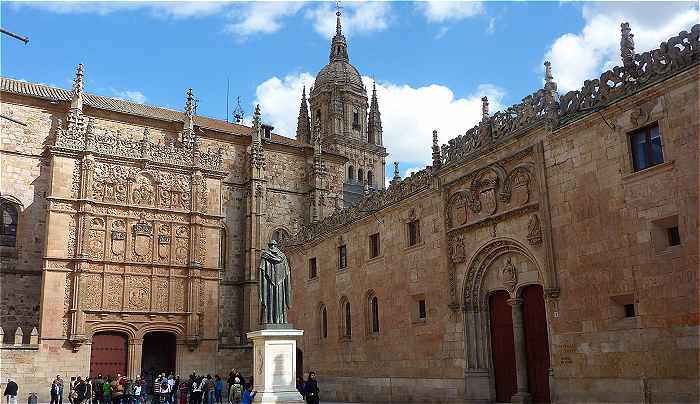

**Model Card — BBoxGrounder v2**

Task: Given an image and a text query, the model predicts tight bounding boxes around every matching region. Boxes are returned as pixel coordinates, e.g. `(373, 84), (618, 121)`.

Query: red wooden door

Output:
(522, 285), (551, 403)
(490, 291), (517, 403)
(90, 333), (128, 378)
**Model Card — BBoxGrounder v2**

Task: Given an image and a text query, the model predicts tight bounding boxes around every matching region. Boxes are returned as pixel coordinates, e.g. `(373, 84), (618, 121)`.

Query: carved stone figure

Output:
(258, 240), (292, 324)
(502, 257), (517, 294)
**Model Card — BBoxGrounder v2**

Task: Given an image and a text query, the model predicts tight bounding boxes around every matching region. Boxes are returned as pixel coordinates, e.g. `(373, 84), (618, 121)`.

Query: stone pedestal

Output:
(247, 327), (305, 403)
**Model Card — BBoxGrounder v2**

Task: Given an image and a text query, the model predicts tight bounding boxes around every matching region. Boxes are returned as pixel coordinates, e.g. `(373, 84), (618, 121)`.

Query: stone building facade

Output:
(286, 24), (699, 403)
(0, 12), (386, 401)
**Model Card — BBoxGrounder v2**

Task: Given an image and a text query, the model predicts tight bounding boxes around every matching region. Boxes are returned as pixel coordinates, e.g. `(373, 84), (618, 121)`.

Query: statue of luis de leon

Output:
(258, 240), (292, 325)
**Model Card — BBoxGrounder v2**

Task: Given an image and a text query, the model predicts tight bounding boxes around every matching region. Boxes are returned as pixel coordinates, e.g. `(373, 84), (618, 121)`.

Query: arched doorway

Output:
(141, 332), (176, 378)
(90, 332), (128, 378)
(489, 291), (517, 402)
(522, 285), (551, 403)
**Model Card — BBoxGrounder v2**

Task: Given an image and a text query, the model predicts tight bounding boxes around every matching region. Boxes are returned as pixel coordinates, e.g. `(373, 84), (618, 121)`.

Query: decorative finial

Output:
(432, 130), (442, 169)
(336, 1), (342, 35)
(481, 96), (489, 120)
(73, 63), (84, 95)
(253, 104), (262, 130)
(544, 61), (553, 84)
(620, 22), (636, 73)
(185, 88), (194, 117)
(392, 162), (400, 181)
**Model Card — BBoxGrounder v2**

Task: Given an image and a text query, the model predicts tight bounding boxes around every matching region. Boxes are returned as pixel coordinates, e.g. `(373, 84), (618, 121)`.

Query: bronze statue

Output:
(258, 240), (292, 324)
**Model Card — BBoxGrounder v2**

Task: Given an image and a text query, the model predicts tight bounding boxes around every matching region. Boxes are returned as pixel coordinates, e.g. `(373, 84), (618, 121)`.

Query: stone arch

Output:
(461, 237), (544, 312)
(270, 227), (291, 244)
(347, 165), (355, 182)
(338, 295), (351, 339)
(88, 322), (139, 340)
(135, 323), (185, 339)
(461, 237), (551, 403)
(357, 168), (364, 183)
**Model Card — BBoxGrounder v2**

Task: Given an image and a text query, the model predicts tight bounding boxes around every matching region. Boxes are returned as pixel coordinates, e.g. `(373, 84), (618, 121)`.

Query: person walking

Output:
(295, 376), (306, 401)
(85, 377), (93, 404)
(68, 377), (77, 404)
(92, 375), (104, 404)
(239, 385), (256, 404)
(227, 376), (242, 404)
(177, 379), (188, 404)
(101, 378), (111, 404)
(3, 378), (18, 404)
(110, 376), (124, 404)
(213, 376), (223, 404)
(303, 372), (319, 404)
(189, 378), (203, 404)
(74, 378), (88, 404)
(50, 375), (64, 404)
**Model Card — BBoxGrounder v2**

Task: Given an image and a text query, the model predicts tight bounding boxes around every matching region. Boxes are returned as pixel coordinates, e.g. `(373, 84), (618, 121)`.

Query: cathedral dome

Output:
(314, 60), (365, 92)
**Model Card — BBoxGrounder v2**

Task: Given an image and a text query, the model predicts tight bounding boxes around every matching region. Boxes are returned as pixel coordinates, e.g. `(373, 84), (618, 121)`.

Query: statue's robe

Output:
(259, 246), (291, 324)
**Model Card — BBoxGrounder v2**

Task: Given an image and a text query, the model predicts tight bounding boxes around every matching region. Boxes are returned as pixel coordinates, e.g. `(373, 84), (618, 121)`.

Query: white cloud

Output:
(253, 72), (316, 137)
(420, 0), (484, 23)
(111, 89), (147, 104)
(544, 2), (698, 92)
(253, 72), (504, 166)
(306, 1), (391, 38)
(225, 2), (305, 37)
(11, 1), (229, 18)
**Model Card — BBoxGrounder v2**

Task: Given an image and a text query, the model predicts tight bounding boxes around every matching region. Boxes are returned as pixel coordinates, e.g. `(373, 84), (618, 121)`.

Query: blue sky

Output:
(2, 1), (697, 182)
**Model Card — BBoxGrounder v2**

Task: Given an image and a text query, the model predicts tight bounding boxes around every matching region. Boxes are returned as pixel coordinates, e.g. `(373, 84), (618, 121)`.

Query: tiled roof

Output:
(1, 77), (302, 146)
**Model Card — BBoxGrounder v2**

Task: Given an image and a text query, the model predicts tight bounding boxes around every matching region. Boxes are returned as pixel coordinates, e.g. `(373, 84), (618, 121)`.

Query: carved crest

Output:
(132, 218), (153, 258)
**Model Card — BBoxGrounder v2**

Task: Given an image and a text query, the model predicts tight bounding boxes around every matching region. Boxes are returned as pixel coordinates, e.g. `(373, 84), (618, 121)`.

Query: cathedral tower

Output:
(302, 9), (387, 205)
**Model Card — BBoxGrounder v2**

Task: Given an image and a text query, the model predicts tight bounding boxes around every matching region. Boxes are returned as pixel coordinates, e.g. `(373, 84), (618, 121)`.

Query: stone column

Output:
(127, 338), (143, 378)
(508, 298), (532, 404)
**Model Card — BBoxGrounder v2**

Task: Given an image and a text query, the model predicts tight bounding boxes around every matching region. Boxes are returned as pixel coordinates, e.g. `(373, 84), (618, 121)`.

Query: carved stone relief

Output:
(126, 276), (150, 310)
(154, 278), (169, 312)
(103, 275), (123, 310)
(87, 217), (105, 260)
(81, 274), (103, 310)
(132, 174), (155, 206)
(501, 258), (517, 294)
(527, 214), (543, 246)
(173, 279), (186, 312)
(131, 218), (153, 262)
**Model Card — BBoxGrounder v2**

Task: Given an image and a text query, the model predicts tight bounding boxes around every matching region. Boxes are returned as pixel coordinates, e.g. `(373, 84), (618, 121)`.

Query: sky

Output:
(1, 1), (698, 183)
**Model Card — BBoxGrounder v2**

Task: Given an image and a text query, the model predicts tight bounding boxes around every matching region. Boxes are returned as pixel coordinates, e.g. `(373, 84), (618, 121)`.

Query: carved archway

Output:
(461, 237), (550, 403)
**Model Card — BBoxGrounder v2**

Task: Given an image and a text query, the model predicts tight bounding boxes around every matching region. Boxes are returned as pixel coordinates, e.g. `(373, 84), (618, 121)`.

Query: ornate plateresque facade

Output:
(0, 10), (386, 401)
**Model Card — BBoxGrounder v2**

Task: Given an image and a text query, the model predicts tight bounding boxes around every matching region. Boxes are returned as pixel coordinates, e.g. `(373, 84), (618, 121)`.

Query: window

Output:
(341, 299), (352, 338)
(338, 245), (347, 269)
(308, 257), (317, 279)
(271, 228), (289, 244)
(407, 219), (421, 247)
(624, 303), (636, 318)
(418, 299), (427, 319)
(220, 229), (227, 269)
(630, 123), (663, 172)
(357, 169), (364, 183)
(367, 171), (374, 187)
(369, 233), (381, 258)
(370, 296), (379, 333)
(320, 305), (328, 339)
(352, 110), (360, 129)
(348, 165), (355, 182)
(667, 226), (681, 246)
(0, 201), (18, 247)
(651, 215), (681, 253)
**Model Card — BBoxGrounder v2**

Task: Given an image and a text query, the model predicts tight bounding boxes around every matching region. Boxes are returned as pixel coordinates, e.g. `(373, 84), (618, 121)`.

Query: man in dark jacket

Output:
(92, 375), (104, 404)
(304, 372), (319, 404)
(3, 378), (19, 404)
(50, 375), (64, 404)
(74, 378), (88, 404)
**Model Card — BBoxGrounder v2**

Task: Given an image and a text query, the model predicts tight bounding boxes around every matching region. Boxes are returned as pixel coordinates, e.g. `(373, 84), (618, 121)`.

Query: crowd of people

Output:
(0, 370), (321, 404)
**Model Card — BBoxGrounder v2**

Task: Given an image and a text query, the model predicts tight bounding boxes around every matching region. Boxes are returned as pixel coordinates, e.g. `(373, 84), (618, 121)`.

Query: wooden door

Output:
(490, 291), (517, 403)
(90, 333), (127, 377)
(522, 285), (551, 403)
